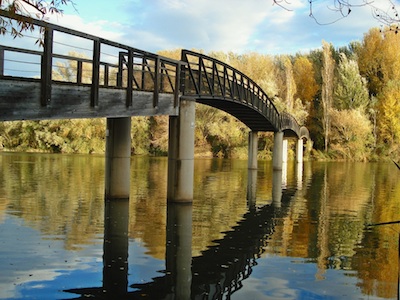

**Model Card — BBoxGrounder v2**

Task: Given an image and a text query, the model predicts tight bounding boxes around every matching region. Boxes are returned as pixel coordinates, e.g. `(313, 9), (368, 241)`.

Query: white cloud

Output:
(1, 0), (394, 57)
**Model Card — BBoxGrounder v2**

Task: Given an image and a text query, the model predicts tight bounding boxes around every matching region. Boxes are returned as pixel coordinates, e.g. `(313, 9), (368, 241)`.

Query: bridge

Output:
(0, 9), (309, 202)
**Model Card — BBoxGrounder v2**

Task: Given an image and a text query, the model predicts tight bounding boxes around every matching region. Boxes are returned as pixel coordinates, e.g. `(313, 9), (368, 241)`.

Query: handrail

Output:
(0, 9), (184, 108)
(280, 112), (300, 136)
(181, 49), (281, 131)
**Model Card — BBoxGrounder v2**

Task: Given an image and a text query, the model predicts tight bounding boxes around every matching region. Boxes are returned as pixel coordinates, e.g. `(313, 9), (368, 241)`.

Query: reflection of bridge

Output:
(64, 188), (297, 299)
(0, 10), (309, 202)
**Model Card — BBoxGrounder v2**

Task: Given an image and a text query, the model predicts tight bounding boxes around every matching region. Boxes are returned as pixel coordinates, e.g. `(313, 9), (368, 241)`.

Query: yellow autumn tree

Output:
(293, 56), (319, 104)
(377, 80), (400, 156)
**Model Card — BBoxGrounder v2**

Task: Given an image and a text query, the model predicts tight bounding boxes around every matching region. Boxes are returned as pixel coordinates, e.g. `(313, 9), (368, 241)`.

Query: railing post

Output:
(41, 27), (53, 106)
(126, 50), (133, 107)
(77, 60), (82, 84)
(0, 47), (4, 76)
(173, 63), (182, 107)
(117, 52), (125, 87)
(91, 39), (100, 107)
(211, 61), (216, 96)
(104, 64), (109, 87)
(197, 56), (202, 95)
(153, 57), (160, 108)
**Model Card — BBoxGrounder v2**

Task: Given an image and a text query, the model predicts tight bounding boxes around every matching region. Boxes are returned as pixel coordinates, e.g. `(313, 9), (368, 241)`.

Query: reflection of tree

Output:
(265, 162), (399, 299)
(0, 153), (105, 250)
(352, 163), (400, 298)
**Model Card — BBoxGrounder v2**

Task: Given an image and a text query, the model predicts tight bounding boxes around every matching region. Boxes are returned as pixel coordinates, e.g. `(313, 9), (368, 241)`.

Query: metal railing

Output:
(0, 10), (184, 108)
(181, 49), (280, 131)
(280, 112), (301, 137)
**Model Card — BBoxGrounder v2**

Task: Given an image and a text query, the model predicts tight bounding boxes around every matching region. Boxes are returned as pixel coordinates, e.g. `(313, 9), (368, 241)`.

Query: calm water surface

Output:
(1, 153), (400, 299)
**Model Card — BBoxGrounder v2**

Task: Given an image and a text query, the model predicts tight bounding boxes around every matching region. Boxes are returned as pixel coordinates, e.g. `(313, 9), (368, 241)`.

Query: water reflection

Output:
(65, 189), (294, 299)
(65, 199), (130, 298)
(1, 154), (400, 299)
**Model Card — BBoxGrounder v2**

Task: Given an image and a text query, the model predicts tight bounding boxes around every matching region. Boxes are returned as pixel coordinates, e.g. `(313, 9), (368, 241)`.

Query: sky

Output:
(36, 0), (399, 56)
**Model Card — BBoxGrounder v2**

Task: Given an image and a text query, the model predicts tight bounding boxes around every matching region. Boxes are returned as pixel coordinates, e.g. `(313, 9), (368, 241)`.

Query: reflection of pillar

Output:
(272, 131), (283, 171)
(297, 162), (303, 190)
(282, 139), (288, 163)
(105, 117), (131, 200)
(248, 131), (258, 170)
(166, 203), (192, 299)
(272, 170), (282, 207)
(247, 169), (257, 207)
(103, 199), (129, 295)
(296, 138), (304, 163)
(167, 99), (196, 202)
(282, 162), (287, 188)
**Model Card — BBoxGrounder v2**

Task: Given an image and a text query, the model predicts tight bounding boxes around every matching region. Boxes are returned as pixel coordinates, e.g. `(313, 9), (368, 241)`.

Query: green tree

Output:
(334, 53), (369, 110)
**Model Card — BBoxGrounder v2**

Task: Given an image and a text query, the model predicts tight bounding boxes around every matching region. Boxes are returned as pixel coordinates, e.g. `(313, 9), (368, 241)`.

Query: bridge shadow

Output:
(64, 181), (296, 299)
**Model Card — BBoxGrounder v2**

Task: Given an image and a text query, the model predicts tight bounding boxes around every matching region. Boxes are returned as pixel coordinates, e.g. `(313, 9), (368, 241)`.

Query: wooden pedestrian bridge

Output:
(0, 10), (309, 201)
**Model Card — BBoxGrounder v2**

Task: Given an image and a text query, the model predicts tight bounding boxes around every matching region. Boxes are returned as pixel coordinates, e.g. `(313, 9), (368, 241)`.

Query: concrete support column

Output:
(105, 117), (131, 200)
(296, 138), (304, 163)
(272, 131), (284, 171)
(248, 131), (258, 170)
(282, 139), (288, 163)
(167, 99), (196, 202)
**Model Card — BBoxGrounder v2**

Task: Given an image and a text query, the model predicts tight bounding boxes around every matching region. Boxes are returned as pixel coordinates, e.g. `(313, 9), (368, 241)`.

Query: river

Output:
(0, 152), (399, 299)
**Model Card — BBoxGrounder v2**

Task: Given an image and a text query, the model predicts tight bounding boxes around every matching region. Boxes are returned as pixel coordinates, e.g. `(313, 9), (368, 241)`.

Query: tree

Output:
(282, 56), (296, 111)
(321, 40), (335, 152)
(334, 53), (369, 110)
(377, 80), (400, 156)
(329, 108), (374, 161)
(0, 0), (71, 39)
(357, 28), (400, 96)
(293, 56), (319, 104)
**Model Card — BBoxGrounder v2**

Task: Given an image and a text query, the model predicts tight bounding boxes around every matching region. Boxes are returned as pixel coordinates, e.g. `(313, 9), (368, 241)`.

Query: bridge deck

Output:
(0, 78), (177, 121)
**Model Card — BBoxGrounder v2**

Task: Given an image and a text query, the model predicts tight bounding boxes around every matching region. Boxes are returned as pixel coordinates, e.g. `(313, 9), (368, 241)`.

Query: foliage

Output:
(329, 108), (374, 161)
(334, 53), (369, 110)
(377, 80), (400, 157)
(293, 56), (319, 104)
(321, 40), (335, 152)
(0, 0), (71, 41)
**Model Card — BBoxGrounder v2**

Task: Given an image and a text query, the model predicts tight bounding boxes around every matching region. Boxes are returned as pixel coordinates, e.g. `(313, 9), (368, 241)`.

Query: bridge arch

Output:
(180, 50), (281, 133)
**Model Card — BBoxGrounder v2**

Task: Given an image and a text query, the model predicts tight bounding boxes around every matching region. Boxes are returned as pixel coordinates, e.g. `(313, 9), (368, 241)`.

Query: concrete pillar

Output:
(166, 203), (192, 299)
(282, 139), (288, 163)
(105, 117), (131, 200)
(272, 131), (284, 171)
(248, 131), (258, 170)
(296, 138), (304, 163)
(167, 99), (196, 202)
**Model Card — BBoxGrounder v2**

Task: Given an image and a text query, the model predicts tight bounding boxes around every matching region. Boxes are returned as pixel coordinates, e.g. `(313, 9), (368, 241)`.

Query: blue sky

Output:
(3, 0), (397, 55)
(46, 0), (399, 55)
